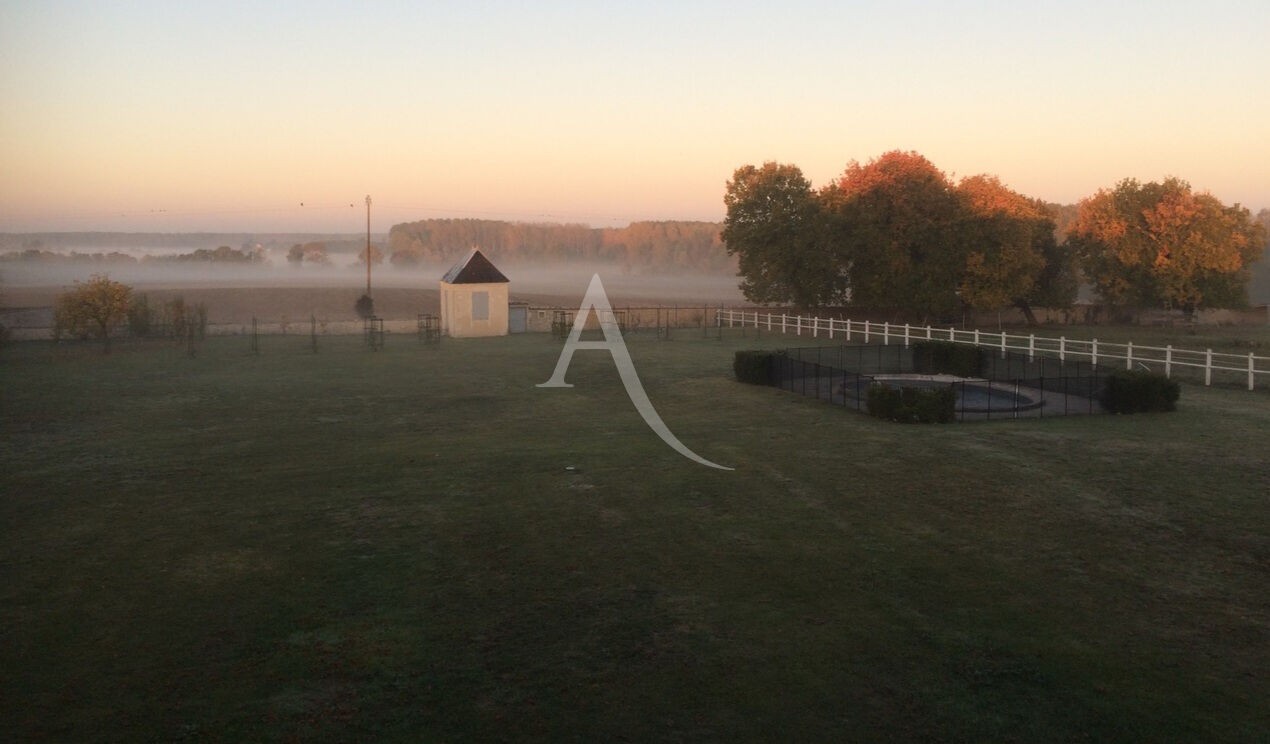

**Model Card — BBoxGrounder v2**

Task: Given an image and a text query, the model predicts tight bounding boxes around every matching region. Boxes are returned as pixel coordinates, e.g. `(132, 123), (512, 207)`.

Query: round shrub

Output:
(733, 350), (775, 385)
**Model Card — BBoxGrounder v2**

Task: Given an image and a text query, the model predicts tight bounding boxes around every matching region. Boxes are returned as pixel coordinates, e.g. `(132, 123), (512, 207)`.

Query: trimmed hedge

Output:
(1099, 370), (1180, 413)
(911, 341), (983, 377)
(867, 384), (956, 423)
(733, 350), (775, 385)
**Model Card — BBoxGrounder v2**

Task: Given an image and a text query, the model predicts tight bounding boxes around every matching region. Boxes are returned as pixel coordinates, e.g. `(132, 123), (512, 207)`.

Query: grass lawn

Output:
(2, 329), (1267, 741)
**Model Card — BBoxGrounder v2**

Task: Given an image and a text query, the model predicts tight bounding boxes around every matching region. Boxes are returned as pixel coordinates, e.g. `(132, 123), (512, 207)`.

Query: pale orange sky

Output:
(2, 1), (1267, 232)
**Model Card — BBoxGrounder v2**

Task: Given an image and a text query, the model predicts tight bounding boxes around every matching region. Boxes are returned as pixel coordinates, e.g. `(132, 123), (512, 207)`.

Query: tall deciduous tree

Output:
(722, 162), (842, 307)
(1068, 178), (1264, 315)
(826, 151), (968, 320)
(956, 175), (1076, 323)
(53, 274), (132, 352)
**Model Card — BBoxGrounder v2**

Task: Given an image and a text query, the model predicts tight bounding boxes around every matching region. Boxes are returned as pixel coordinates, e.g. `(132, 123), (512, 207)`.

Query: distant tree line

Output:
(1, 222), (737, 273)
(386, 219), (734, 271)
(723, 151), (1266, 321)
(2, 245), (266, 264)
(2, 249), (142, 264)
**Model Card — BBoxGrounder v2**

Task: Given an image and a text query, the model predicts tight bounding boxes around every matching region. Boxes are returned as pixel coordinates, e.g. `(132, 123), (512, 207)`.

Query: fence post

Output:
(974, 329), (980, 347)
(884, 322), (890, 345)
(1165, 345), (1172, 377)
(948, 326), (955, 343)
(1028, 334), (1035, 362)
(1000, 331), (1007, 359)
(1249, 353), (1256, 391)
(1126, 342), (1134, 371)
(903, 323), (910, 347)
(846, 319), (852, 342)
(796, 315), (802, 336)
(1092, 339), (1098, 367)
(1205, 349), (1212, 386)
(781, 314), (787, 333)
(864, 320), (871, 343)
(926, 325), (933, 340)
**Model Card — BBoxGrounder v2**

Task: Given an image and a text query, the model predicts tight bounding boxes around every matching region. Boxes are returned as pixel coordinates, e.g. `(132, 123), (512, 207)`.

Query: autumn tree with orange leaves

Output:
(1067, 178), (1264, 316)
(956, 175), (1076, 324)
(53, 274), (132, 353)
(822, 151), (970, 318)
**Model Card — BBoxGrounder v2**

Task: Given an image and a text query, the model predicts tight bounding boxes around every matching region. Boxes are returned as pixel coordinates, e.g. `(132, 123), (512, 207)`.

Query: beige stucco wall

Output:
(439, 281), (509, 337)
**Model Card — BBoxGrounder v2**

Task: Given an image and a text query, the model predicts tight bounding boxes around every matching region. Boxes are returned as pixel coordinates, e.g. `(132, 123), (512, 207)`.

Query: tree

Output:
(53, 274), (132, 352)
(127, 293), (153, 337)
(723, 153), (1068, 320)
(826, 151), (969, 320)
(287, 242), (331, 266)
(722, 162), (842, 307)
(1068, 178), (1265, 315)
(357, 244), (385, 266)
(956, 175), (1075, 324)
(1251, 209), (1270, 304)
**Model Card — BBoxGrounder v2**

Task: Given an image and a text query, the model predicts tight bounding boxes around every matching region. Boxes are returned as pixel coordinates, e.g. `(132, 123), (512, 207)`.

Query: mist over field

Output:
(0, 238), (746, 340)
(0, 257), (742, 302)
(0, 219), (744, 310)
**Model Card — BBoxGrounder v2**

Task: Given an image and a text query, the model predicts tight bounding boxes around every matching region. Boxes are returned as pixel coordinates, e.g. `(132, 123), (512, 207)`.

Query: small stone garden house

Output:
(439, 249), (510, 337)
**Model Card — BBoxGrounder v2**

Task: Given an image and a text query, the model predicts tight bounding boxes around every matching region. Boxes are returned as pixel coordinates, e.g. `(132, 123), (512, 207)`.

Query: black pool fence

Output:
(771, 344), (1108, 420)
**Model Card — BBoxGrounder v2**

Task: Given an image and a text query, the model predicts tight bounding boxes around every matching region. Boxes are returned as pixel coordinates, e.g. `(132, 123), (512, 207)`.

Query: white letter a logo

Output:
(539, 275), (732, 471)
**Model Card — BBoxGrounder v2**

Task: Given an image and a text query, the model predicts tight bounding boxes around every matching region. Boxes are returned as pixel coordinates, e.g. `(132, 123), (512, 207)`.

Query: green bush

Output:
(911, 341), (983, 377)
(733, 350), (775, 385)
(867, 384), (956, 423)
(1099, 370), (1180, 413)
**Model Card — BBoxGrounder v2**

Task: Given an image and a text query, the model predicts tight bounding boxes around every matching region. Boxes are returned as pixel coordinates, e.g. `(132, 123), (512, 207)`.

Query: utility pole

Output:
(365, 194), (372, 297)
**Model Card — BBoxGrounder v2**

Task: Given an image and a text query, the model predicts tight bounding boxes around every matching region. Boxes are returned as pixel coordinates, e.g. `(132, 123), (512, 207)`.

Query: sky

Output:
(2, 0), (1268, 233)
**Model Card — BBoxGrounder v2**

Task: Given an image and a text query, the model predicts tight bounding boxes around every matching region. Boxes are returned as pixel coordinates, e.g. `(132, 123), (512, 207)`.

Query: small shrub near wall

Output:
(912, 341), (983, 377)
(733, 350), (775, 385)
(1099, 371), (1181, 413)
(867, 384), (956, 423)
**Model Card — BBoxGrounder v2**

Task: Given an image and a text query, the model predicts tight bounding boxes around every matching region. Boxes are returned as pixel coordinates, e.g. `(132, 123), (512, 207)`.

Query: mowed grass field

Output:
(1, 329), (1267, 742)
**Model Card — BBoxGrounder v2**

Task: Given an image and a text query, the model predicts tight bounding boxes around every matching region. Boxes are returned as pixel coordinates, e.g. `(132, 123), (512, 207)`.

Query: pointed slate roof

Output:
(441, 248), (509, 284)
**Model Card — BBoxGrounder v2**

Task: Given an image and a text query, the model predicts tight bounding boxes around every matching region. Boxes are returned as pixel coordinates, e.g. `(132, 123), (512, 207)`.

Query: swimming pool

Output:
(868, 374), (1044, 413)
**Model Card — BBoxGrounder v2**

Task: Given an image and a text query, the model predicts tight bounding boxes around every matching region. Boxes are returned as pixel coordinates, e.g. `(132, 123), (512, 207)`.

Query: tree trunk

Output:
(1014, 299), (1038, 327)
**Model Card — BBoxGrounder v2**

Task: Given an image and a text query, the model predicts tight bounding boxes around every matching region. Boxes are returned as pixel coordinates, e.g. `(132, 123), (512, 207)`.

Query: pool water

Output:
(868, 375), (1043, 412)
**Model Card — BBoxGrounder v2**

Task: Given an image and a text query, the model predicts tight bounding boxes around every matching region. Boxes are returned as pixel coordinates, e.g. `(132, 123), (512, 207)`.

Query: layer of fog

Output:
(0, 257), (746, 305)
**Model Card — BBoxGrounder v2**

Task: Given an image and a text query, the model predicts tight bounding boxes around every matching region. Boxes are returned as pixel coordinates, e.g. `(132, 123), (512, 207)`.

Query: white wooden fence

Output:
(716, 309), (1268, 391)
